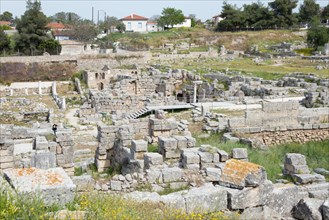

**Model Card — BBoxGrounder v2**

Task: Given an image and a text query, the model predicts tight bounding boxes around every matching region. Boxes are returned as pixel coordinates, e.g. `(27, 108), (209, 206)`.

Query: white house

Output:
(120, 14), (148, 32)
(172, 17), (192, 28)
(146, 21), (163, 32)
(212, 14), (224, 26)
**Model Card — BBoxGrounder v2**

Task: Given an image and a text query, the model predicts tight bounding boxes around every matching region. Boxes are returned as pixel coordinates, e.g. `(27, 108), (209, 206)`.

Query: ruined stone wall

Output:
(229, 102), (329, 133)
(249, 128), (329, 146)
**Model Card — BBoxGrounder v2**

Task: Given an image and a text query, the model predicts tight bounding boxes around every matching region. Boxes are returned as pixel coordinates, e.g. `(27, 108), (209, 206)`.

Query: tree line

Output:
(216, 0), (329, 31)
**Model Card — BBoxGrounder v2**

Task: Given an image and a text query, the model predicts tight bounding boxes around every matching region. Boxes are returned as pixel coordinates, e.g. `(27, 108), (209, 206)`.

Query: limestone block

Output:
(125, 191), (161, 203)
(293, 174), (325, 184)
(185, 164), (200, 171)
(232, 148), (248, 159)
(184, 183), (227, 213)
(205, 168), (222, 181)
(55, 129), (73, 142)
(173, 136), (188, 149)
(0, 155), (14, 163)
(158, 137), (177, 151)
(146, 169), (163, 184)
(240, 206), (282, 220)
(31, 152), (56, 169)
(182, 152), (200, 165)
(0, 161), (14, 169)
(144, 153), (163, 169)
(35, 136), (48, 150)
(160, 192), (186, 211)
(3, 167), (76, 205)
(292, 198), (323, 220)
(268, 183), (304, 216)
(284, 164), (310, 174)
(164, 150), (180, 159)
(130, 149), (145, 160)
(131, 140), (148, 152)
(110, 180), (122, 191)
(217, 150), (229, 162)
(228, 180), (273, 210)
(96, 159), (111, 172)
(162, 167), (183, 183)
(285, 153), (307, 166)
(220, 159), (267, 189)
(198, 151), (213, 163)
(72, 175), (95, 192)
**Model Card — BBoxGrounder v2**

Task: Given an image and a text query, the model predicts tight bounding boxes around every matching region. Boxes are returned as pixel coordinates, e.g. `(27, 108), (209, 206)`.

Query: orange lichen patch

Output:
(17, 167), (37, 176)
(46, 173), (63, 185)
(221, 159), (263, 184)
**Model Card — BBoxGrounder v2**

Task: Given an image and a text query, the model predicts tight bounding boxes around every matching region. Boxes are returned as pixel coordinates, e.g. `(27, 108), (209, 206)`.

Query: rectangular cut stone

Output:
(182, 152), (200, 164)
(110, 180), (122, 191)
(205, 168), (222, 181)
(164, 150), (181, 159)
(35, 136), (48, 150)
(198, 152), (213, 163)
(173, 136), (188, 149)
(162, 167), (183, 183)
(72, 175), (95, 192)
(184, 183), (227, 214)
(31, 152), (56, 169)
(217, 150), (229, 162)
(144, 153), (163, 169)
(186, 136), (196, 148)
(285, 153), (307, 166)
(131, 140), (148, 152)
(3, 167), (76, 206)
(232, 148), (248, 159)
(158, 137), (177, 151)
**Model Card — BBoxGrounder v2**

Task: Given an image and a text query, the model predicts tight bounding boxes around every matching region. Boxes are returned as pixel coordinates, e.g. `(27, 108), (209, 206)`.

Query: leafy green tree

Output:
(243, 1), (274, 28)
(15, 0), (55, 55)
(50, 12), (81, 24)
(0, 27), (11, 53)
(0, 11), (13, 22)
(217, 2), (244, 31)
(71, 20), (97, 42)
(321, 4), (329, 24)
(157, 7), (185, 28)
(269, 0), (298, 27)
(307, 16), (329, 49)
(116, 22), (126, 33)
(37, 38), (61, 55)
(299, 0), (320, 23)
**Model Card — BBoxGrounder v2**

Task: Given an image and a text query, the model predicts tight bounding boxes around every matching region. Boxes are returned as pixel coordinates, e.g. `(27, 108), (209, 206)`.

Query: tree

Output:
(157, 7), (185, 28)
(217, 2), (244, 31)
(51, 12), (81, 24)
(116, 22), (126, 33)
(0, 27), (11, 53)
(14, 0), (57, 55)
(243, 1), (274, 28)
(299, 0), (320, 23)
(321, 4), (329, 24)
(269, 0), (298, 27)
(71, 20), (97, 42)
(0, 11), (13, 22)
(307, 16), (329, 49)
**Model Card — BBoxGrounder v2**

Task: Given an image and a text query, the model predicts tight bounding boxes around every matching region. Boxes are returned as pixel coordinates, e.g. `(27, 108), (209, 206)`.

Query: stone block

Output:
(162, 167), (183, 183)
(232, 148), (248, 159)
(285, 153), (307, 166)
(96, 159), (111, 172)
(220, 159), (267, 189)
(146, 169), (162, 184)
(160, 192), (186, 211)
(35, 136), (48, 150)
(164, 150), (181, 159)
(186, 136), (196, 148)
(205, 167), (222, 181)
(185, 164), (200, 171)
(198, 151), (213, 163)
(3, 167), (75, 205)
(72, 175), (95, 192)
(228, 180), (273, 210)
(267, 183), (304, 216)
(0, 155), (14, 163)
(110, 180), (122, 191)
(131, 140), (148, 152)
(239, 206), (282, 220)
(173, 136), (188, 149)
(322, 199), (329, 220)
(184, 183), (227, 213)
(217, 150), (229, 162)
(144, 153), (163, 169)
(0, 161), (14, 169)
(182, 152), (200, 165)
(293, 174), (325, 184)
(158, 137), (177, 151)
(31, 152), (56, 169)
(292, 198), (323, 220)
(284, 164), (310, 174)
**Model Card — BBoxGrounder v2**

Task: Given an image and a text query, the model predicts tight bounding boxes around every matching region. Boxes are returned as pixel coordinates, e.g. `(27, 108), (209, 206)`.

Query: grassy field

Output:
(197, 134), (329, 182)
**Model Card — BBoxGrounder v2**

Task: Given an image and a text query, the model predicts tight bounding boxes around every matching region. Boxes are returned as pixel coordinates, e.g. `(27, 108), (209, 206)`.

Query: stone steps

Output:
(125, 107), (150, 119)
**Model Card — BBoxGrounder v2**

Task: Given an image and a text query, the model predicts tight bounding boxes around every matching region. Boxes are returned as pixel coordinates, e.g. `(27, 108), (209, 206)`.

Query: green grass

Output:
(148, 144), (158, 153)
(0, 184), (239, 220)
(197, 134), (329, 182)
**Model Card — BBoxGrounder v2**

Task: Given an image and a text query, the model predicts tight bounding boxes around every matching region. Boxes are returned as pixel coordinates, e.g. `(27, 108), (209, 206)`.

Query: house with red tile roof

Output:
(46, 22), (72, 40)
(120, 14), (148, 32)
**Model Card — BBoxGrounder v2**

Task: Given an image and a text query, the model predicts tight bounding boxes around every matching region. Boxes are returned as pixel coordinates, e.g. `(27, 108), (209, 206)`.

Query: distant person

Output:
(52, 124), (58, 134)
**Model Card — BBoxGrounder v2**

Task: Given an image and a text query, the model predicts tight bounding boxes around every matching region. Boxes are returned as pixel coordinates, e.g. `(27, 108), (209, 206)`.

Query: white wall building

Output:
(172, 17), (192, 28)
(120, 14), (148, 32)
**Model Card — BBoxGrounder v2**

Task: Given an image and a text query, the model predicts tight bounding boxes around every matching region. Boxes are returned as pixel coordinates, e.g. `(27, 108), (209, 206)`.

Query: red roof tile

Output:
(47, 22), (65, 29)
(0, 21), (11, 26)
(120, 14), (148, 21)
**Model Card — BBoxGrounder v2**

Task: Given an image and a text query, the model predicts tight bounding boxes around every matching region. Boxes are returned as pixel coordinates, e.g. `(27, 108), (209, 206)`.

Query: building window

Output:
(127, 22), (131, 30)
(138, 22), (142, 29)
